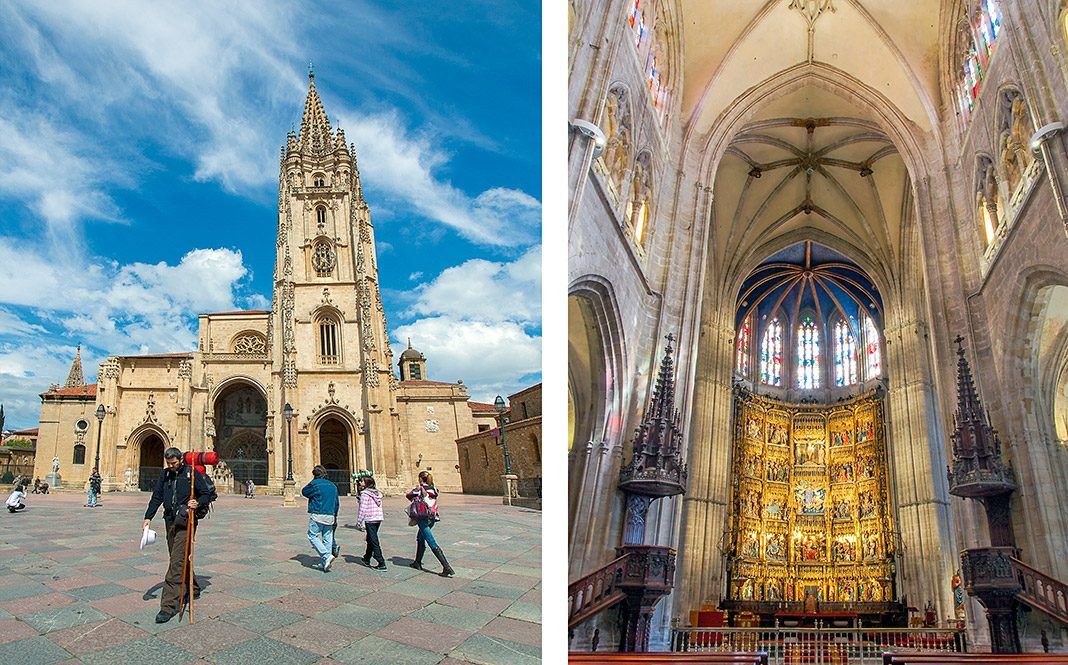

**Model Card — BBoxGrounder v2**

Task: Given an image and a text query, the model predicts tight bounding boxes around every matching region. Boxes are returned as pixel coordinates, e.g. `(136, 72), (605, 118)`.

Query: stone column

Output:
(674, 303), (735, 615)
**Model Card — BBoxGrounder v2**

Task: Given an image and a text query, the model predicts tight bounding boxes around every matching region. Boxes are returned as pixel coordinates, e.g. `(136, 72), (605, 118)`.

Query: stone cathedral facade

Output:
(31, 75), (497, 495)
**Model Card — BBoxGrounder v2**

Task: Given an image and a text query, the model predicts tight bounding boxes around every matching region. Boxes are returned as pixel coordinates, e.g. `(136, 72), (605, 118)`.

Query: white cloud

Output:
(340, 111), (540, 246)
(394, 247), (541, 402)
(409, 246), (540, 324)
(407, 271), (423, 281)
(393, 318), (540, 402)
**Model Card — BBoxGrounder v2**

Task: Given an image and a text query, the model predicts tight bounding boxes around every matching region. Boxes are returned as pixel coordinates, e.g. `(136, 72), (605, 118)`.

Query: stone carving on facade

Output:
(326, 381), (338, 405)
(283, 358), (297, 387)
(364, 357), (381, 387)
(100, 357), (121, 380)
(177, 359), (192, 379)
(312, 241), (336, 274)
(231, 333), (266, 356)
(143, 392), (159, 425)
(425, 419), (440, 433)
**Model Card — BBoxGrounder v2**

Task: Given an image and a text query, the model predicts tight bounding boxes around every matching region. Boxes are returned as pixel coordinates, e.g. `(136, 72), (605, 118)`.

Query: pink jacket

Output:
(357, 488), (383, 527)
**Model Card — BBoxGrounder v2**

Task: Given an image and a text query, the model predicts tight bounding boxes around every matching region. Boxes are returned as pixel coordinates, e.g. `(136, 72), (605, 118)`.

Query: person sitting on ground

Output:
(39, 481), (48, 495)
(356, 474), (386, 570)
(6, 485), (26, 513)
(301, 465), (339, 572)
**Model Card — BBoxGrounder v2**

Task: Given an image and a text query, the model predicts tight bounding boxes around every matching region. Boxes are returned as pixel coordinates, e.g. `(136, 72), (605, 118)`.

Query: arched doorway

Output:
(213, 382), (268, 491)
(318, 417), (351, 495)
(138, 434), (166, 491)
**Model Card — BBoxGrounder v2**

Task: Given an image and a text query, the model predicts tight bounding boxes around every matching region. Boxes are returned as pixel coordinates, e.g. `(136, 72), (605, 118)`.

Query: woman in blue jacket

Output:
(301, 465), (340, 572)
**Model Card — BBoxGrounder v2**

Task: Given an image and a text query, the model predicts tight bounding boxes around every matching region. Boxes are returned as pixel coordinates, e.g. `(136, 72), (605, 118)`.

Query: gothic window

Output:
(833, 318), (859, 387)
(863, 315), (882, 379)
(797, 315), (821, 389)
(954, 0), (1002, 125)
(231, 332), (266, 355)
(646, 14), (674, 125)
(312, 174), (326, 187)
(625, 151), (652, 249)
(317, 313), (341, 365)
(736, 316), (751, 378)
(312, 239), (336, 277)
(73, 444), (86, 465)
(760, 317), (783, 386)
(627, 0), (647, 48)
(316, 206), (327, 228)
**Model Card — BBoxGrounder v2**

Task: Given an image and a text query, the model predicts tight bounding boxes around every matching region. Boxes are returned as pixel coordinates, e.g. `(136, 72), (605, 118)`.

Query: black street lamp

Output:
(283, 402), (294, 481)
(494, 395), (512, 476)
(93, 404), (105, 472)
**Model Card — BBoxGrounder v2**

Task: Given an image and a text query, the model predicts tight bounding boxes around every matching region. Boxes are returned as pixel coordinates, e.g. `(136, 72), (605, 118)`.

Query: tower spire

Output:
(64, 344), (84, 388)
(298, 68), (331, 152)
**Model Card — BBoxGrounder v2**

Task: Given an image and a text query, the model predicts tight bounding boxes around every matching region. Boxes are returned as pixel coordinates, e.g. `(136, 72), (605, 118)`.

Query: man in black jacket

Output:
(143, 447), (215, 623)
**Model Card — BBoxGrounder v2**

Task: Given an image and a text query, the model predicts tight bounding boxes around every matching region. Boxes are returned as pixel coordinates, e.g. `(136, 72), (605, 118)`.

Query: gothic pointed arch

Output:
(212, 379), (268, 488)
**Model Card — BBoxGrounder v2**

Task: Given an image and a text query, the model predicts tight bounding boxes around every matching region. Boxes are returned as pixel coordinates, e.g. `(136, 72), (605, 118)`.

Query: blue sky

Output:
(0, 1), (541, 428)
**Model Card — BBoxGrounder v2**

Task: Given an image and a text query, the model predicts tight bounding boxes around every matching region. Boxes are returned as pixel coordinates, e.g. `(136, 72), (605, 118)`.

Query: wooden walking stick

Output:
(177, 465), (196, 623)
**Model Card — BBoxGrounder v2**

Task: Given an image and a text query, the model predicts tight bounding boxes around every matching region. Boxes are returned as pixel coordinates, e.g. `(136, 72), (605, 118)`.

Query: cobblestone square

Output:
(0, 491), (540, 664)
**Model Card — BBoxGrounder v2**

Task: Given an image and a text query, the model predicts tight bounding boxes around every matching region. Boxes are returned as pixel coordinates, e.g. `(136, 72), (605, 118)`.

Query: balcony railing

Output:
(672, 626), (966, 665)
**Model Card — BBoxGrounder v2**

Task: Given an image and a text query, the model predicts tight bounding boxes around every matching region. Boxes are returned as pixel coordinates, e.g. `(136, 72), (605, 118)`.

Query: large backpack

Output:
(193, 468), (218, 519)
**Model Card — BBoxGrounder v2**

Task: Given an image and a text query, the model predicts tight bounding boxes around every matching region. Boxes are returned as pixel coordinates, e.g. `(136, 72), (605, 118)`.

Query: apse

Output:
(735, 241), (884, 400)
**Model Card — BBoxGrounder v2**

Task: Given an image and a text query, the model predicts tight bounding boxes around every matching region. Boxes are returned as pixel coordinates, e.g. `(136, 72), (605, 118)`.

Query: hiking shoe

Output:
(323, 554), (336, 572)
(332, 544), (341, 557)
(373, 563), (387, 570)
(155, 610), (175, 624)
(360, 557), (371, 567)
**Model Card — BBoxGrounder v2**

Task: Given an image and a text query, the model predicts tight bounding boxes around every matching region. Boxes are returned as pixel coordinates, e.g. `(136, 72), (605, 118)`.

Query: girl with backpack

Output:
(356, 475), (386, 569)
(405, 471), (454, 577)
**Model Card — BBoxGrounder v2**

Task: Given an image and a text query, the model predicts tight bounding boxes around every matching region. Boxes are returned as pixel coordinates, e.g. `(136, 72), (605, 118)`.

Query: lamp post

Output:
(282, 402), (296, 506)
(494, 395), (516, 505)
(93, 403), (105, 473)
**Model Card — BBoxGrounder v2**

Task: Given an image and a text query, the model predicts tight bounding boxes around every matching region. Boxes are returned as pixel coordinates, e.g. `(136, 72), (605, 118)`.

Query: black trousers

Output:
(363, 521), (384, 564)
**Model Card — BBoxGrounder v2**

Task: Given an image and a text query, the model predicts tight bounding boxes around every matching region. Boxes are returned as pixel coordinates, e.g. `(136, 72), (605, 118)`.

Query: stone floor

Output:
(0, 490), (541, 664)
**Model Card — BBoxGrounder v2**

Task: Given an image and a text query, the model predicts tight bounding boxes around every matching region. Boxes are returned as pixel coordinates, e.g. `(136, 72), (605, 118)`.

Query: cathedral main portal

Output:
(213, 384), (268, 491)
(725, 388), (900, 623)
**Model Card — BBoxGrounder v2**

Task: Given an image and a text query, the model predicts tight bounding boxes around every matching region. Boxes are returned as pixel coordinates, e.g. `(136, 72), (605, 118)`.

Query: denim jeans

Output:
(363, 521), (384, 565)
(87, 488), (97, 507)
(416, 518), (438, 550)
(307, 518), (335, 565)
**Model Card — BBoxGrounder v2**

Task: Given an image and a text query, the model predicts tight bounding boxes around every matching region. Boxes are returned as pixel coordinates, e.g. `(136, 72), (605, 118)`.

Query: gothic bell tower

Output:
(270, 69), (404, 488)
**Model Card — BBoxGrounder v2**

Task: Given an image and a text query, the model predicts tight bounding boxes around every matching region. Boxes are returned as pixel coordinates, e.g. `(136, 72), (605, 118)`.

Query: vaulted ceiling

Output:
(681, 0), (943, 139)
(683, 1), (939, 283)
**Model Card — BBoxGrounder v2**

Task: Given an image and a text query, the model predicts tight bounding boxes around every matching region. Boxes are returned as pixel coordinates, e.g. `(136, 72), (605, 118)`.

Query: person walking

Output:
(406, 471), (454, 577)
(143, 448), (216, 623)
(356, 475), (386, 569)
(301, 465), (339, 572)
(244, 479), (255, 498)
(86, 468), (102, 507)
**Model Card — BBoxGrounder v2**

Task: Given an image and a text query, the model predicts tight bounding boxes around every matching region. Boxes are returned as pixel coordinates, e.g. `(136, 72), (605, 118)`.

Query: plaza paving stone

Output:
(0, 491), (540, 663)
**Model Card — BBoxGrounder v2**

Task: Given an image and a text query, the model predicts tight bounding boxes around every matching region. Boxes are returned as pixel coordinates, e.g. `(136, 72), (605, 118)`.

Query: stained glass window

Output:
(736, 317), (751, 378)
(646, 47), (668, 123)
(834, 318), (859, 386)
(956, 0), (1002, 124)
(864, 315), (881, 379)
(797, 315), (821, 389)
(627, 0), (646, 49)
(760, 318), (783, 386)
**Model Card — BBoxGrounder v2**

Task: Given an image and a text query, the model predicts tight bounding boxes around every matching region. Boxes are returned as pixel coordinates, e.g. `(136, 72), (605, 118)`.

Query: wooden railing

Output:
(569, 552), (632, 629)
(1012, 556), (1068, 626)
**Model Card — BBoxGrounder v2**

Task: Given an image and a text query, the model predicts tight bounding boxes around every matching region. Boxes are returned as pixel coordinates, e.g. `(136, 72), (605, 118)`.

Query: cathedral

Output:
(568, 0), (1068, 657)
(31, 74), (497, 497)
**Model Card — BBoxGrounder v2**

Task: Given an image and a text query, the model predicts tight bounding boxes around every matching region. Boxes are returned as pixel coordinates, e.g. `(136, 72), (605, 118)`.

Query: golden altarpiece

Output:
(725, 387), (898, 619)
